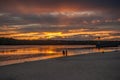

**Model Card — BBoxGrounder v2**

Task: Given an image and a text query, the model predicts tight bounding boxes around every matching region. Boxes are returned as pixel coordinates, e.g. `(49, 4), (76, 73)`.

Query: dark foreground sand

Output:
(0, 51), (120, 80)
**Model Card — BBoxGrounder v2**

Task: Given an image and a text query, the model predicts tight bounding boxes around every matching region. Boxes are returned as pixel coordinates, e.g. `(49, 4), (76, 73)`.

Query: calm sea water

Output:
(0, 45), (119, 66)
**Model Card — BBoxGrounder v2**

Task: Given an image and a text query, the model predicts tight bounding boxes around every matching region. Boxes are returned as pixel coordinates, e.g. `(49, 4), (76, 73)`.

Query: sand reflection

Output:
(0, 46), (58, 55)
(0, 45), (119, 66)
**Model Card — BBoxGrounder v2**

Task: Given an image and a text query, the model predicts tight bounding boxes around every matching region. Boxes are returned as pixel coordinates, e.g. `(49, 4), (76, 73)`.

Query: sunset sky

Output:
(0, 0), (120, 40)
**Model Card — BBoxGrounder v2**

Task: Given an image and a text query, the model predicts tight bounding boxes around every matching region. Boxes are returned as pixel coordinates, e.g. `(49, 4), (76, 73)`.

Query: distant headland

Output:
(0, 38), (119, 47)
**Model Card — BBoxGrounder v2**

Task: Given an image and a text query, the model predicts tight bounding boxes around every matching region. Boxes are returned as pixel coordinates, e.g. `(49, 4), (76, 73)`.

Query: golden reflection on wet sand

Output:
(0, 47), (58, 55)
(0, 45), (119, 66)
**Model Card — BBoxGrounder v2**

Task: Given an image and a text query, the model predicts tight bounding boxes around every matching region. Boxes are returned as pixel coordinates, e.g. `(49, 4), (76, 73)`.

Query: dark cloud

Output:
(0, 0), (120, 13)
(0, 0), (119, 40)
(0, 11), (119, 26)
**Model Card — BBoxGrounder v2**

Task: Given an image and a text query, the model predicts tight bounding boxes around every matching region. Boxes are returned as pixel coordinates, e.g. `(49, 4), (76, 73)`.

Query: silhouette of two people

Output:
(62, 50), (68, 56)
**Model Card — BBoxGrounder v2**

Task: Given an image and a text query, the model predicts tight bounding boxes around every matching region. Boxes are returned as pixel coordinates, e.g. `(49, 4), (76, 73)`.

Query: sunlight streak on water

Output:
(0, 45), (119, 66)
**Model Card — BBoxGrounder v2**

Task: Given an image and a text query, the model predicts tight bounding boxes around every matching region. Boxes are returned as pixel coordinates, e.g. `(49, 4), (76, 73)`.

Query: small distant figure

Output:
(102, 51), (104, 53)
(62, 50), (68, 56)
(62, 50), (65, 56)
(65, 50), (68, 56)
(97, 36), (101, 40)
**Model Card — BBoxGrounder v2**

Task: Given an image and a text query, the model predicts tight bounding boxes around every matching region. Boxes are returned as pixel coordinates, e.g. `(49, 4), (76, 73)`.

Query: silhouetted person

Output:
(62, 50), (65, 56)
(65, 50), (68, 56)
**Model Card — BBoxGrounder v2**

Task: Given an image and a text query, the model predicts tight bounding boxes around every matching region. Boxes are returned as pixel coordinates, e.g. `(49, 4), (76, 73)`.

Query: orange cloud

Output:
(43, 32), (63, 39)
(0, 30), (119, 40)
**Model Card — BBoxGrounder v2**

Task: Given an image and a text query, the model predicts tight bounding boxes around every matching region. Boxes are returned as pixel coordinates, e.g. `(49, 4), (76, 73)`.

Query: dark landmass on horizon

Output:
(0, 38), (119, 47)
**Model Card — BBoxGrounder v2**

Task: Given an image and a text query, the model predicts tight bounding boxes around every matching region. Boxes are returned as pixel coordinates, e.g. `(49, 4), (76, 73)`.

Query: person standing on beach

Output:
(62, 50), (65, 56)
(65, 50), (68, 56)
(62, 50), (68, 56)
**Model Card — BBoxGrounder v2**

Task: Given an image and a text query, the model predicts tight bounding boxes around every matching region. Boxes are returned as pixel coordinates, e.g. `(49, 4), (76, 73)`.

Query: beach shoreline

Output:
(0, 51), (120, 80)
(0, 49), (118, 67)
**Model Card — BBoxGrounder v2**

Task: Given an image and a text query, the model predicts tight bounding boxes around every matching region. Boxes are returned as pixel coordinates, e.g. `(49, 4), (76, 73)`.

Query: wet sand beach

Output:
(0, 51), (120, 80)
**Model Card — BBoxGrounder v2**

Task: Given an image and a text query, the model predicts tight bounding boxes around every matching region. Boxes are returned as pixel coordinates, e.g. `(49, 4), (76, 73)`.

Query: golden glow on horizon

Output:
(99, 36), (120, 40)
(0, 30), (119, 40)
(0, 20), (119, 40)
(43, 32), (63, 39)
